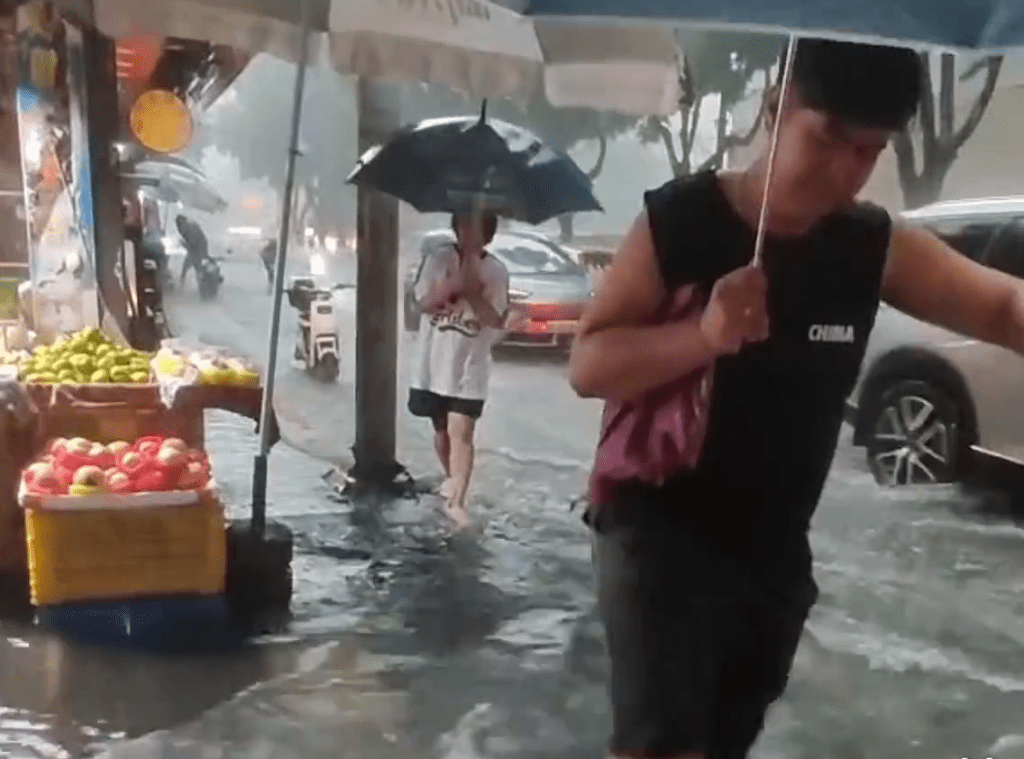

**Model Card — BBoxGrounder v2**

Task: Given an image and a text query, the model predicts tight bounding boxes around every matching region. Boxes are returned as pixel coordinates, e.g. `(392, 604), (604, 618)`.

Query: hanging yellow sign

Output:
(129, 89), (193, 154)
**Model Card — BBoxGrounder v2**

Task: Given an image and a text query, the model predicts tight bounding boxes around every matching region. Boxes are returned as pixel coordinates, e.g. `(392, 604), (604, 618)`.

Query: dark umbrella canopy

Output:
(346, 114), (602, 225)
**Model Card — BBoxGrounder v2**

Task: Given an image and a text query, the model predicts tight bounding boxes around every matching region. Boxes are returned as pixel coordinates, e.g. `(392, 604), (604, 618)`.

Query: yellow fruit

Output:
(69, 484), (101, 496)
(110, 368), (131, 383)
(129, 371), (149, 383)
(68, 354), (92, 369)
(96, 355), (116, 369)
(94, 343), (110, 356)
(90, 369), (110, 383)
(23, 373), (43, 383)
(51, 358), (70, 373)
(36, 372), (57, 383)
(57, 369), (76, 382)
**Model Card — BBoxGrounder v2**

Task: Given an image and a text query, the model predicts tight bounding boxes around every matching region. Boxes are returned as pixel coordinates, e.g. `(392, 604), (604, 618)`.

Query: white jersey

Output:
(412, 244), (509, 401)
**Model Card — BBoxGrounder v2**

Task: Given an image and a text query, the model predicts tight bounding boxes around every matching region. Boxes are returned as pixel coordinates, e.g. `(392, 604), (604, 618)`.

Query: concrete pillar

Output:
(351, 77), (403, 485)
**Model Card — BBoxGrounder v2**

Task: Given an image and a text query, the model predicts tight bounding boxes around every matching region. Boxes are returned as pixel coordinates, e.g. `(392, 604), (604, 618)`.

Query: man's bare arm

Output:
(882, 223), (1024, 353)
(568, 211), (718, 400)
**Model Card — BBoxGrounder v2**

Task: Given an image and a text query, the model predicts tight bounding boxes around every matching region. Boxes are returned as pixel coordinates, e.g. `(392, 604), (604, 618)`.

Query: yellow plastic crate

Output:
(23, 490), (226, 606)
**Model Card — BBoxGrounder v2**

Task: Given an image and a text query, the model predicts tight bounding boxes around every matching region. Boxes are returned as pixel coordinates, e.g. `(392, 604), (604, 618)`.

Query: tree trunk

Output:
(558, 214), (574, 241)
(894, 54), (1002, 209)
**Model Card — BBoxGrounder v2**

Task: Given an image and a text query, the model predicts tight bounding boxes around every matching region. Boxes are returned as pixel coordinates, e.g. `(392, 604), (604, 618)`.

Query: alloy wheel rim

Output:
(871, 394), (951, 485)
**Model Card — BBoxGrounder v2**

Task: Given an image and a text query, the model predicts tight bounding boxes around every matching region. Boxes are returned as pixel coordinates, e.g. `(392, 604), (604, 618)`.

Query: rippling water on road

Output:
(2, 253), (1023, 758)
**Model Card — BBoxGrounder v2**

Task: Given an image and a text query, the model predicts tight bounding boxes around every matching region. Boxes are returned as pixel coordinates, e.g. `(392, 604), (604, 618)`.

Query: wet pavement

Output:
(2, 250), (1024, 758)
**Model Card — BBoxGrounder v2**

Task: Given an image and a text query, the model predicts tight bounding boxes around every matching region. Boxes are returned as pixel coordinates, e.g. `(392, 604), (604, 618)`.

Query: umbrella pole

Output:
(251, 0), (312, 537)
(751, 34), (798, 267)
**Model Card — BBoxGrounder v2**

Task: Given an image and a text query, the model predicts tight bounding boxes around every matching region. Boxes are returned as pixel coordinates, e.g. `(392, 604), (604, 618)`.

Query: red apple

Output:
(135, 469), (171, 492)
(65, 437), (92, 456)
(88, 442), (116, 468)
(105, 469), (132, 493)
(135, 437), (163, 455)
(23, 462), (54, 486)
(161, 438), (187, 453)
(155, 446), (187, 468)
(107, 441), (131, 457)
(54, 464), (75, 490)
(177, 461), (206, 489)
(118, 451), (143, 469)
(73, 465), (106, 487)
(27, 464), (62, 495)
(46, 438), (68, 455)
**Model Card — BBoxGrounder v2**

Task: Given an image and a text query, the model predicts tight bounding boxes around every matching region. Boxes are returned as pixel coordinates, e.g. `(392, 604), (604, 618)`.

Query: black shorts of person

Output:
(586, 170), (891, 757)
(408, 388), (484, 430)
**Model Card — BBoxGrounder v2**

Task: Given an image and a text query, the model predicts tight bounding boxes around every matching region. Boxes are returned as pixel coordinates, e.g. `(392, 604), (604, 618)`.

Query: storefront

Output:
(0, 0), (247, 354)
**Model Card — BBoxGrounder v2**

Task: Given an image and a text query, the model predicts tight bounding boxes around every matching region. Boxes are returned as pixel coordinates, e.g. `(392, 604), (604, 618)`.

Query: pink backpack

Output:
(587, 283), (714, 506)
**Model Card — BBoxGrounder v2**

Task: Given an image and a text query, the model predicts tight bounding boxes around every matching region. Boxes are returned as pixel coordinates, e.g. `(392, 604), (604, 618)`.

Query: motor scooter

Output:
(197, 256), (223, 301)
(286, 277), (351, 383)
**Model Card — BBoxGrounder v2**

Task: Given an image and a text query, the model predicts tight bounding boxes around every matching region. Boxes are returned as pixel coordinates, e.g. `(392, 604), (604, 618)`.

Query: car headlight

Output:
(508, 288), (532, 301)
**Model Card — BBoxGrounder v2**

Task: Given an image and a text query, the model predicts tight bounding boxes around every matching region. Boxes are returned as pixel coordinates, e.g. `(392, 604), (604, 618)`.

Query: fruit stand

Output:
(0, 327), (279, 644)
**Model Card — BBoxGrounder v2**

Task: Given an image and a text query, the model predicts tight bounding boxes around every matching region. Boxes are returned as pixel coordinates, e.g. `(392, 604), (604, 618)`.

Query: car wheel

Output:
(864, 378), (961, 486)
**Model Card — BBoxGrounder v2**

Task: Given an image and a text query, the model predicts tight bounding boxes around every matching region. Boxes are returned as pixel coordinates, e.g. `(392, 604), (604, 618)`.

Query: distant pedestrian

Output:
(259, 238), (277, 293)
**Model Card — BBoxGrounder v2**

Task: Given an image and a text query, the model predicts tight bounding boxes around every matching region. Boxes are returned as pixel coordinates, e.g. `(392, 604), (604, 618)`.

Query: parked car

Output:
(403, 229), (593, 348)
(846, 196), (1024, 488)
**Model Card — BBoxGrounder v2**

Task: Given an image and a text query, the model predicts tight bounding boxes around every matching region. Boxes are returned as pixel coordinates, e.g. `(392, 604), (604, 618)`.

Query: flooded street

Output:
(2, 252), (1024, 759)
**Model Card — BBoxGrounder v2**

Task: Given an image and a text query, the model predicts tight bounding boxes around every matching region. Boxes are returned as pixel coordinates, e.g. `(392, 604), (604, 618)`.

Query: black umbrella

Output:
(346, 105), (602, 225)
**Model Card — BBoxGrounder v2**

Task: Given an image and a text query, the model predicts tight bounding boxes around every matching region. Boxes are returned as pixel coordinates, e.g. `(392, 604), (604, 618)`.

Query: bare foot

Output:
(442, 501), (471, 531)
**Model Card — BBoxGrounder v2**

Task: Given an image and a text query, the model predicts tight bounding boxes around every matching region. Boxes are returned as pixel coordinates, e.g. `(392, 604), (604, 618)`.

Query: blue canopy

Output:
(518, 0), (1024, 52)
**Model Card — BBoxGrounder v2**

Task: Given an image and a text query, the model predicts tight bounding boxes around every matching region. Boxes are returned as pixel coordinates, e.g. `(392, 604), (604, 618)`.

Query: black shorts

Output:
(408, 388), (484, 429)
(588, 504), (815, 758)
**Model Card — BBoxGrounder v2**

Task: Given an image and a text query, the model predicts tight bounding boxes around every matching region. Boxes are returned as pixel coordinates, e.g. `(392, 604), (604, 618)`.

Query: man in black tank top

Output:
(571, 39), (1024, 759)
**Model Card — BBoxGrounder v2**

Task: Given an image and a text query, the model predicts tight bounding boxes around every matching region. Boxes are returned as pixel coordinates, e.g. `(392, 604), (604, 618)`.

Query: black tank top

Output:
(615, 170), (891, 583)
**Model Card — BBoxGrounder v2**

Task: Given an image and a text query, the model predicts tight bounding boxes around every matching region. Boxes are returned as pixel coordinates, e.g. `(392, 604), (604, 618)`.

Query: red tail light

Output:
(524, 301), (586, 322)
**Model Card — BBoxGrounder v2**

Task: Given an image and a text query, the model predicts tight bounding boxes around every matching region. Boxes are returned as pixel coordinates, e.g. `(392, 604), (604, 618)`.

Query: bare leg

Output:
(432, 415), (451, 495)
(445, 413), (475, 530)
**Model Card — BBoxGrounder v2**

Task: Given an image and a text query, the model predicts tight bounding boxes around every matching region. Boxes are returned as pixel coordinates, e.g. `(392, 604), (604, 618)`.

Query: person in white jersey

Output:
(409, 212), (509, 529)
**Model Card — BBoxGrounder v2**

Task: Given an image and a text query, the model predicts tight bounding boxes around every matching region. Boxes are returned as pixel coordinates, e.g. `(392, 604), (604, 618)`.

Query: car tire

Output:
(864, 378), (962, 486)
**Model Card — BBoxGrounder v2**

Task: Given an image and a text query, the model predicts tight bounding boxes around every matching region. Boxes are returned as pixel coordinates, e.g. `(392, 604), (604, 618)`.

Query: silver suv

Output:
(847, 197), (1024, 488)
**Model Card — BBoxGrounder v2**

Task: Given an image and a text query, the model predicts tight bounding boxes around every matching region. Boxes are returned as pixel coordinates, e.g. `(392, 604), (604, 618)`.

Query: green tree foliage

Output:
(186, 55), (359, 237)
(640, 30), (783, 176)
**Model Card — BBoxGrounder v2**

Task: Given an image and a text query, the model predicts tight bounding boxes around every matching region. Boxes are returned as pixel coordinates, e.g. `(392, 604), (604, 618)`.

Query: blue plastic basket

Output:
(36, 595), (247, 653)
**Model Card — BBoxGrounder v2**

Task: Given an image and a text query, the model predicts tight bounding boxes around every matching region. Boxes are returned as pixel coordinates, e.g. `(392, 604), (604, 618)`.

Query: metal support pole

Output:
(251, 0), (311, 536)
(352, 77), (401, 485)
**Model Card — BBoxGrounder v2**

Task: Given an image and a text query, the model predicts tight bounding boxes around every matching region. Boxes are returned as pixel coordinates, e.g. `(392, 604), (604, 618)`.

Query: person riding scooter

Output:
(176, 215), (222, 299)
(176, 215), (210, 288)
